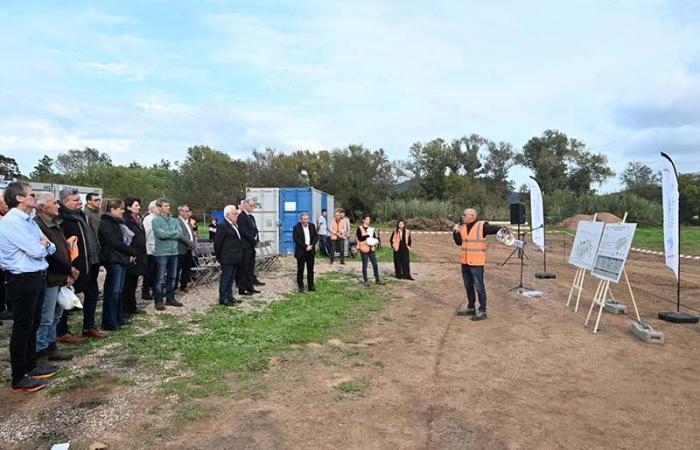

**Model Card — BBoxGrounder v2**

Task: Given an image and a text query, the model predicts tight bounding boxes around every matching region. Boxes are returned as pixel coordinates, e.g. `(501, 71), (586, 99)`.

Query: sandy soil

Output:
(2, 235), (699, 449)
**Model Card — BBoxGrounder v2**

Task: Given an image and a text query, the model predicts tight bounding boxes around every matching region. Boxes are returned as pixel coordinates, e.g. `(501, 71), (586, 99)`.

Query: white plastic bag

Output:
(57, 286), (83, 310)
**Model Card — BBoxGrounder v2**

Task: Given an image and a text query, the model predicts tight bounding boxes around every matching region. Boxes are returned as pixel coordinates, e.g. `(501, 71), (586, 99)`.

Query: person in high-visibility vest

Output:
(356, 215), (385, 286)
(390, 219), (413, 280)
(329, 209), (348, 265)
(452, 208), (504, 321)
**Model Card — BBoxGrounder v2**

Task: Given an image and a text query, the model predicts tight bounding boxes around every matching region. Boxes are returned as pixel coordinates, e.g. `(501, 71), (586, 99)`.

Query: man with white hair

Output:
(34, 193), (78, 363)
(141, 200), (160, 300)
(214, 205), (243, 306)
(452, 208), (503, 321)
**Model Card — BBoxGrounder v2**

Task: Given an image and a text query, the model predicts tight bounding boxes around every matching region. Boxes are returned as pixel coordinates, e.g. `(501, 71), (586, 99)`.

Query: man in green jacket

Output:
(151, 198), (183, 310)
(83, 193), (102, 236)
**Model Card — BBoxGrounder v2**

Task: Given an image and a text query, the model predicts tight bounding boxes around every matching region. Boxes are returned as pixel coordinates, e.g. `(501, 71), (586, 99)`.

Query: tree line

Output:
(1, 129), (697, 225)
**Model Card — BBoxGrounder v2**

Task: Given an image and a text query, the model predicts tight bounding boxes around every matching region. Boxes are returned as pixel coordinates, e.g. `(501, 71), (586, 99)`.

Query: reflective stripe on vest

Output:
(460, 221), (487, 266)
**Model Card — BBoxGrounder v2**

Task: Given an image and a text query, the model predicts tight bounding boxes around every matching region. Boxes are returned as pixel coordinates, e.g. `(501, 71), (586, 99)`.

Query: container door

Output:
(247, 187), (280, 254)
(279, 188), (312, 255)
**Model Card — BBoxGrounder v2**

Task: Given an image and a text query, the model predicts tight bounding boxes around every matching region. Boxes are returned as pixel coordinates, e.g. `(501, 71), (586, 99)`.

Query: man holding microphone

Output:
(452, 208), (505, 321)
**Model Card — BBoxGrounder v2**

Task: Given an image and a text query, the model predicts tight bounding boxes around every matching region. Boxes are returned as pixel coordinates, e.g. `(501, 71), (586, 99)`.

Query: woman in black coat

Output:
(98, 199), (138, 331)
(390, 219), (414, 280)
(122, 197), (148, 319)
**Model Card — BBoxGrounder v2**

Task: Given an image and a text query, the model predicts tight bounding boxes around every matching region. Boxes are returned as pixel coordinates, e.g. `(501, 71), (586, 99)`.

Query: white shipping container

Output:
(246, 187), (280, 254)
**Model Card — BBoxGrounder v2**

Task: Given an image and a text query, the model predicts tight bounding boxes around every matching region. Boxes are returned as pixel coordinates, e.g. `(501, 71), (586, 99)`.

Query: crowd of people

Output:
(0, 181), (418, 394)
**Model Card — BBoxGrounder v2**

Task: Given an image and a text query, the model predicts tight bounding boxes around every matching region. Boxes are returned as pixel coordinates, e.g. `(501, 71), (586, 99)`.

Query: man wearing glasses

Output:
(83, 193), (102, 237)
(452, 208), (504, 321)
(0, 182), (57, 392)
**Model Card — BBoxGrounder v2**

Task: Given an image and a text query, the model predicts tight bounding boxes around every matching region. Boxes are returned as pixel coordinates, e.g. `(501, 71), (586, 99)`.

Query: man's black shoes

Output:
(471, 312), (488, 321)
(456, 308), (476, 316)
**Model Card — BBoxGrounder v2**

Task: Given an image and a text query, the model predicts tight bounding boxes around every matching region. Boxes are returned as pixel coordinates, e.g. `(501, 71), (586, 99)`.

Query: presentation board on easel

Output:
(591, 223), (637, 283)
(568, 221), (605, 270)
(585, 222), (641, 334)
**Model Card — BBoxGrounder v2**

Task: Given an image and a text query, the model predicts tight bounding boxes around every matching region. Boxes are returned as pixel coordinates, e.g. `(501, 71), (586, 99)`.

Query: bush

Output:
(546, 190), (662, 226)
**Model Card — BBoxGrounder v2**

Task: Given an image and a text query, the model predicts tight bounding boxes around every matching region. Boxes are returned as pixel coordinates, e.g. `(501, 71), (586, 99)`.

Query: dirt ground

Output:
(2, 235), (700, 449)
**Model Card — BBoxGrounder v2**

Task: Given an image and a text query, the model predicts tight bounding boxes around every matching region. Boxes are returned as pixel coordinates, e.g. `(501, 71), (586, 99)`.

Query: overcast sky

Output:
(1, 0), (699, 191)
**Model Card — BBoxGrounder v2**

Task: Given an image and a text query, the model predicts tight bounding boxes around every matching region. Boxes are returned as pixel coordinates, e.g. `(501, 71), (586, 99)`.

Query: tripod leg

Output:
(500, 247), (519, 266)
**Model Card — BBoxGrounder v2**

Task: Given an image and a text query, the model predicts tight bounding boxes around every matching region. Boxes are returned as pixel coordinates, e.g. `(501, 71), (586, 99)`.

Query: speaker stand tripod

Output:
(500, 223), (529, 266)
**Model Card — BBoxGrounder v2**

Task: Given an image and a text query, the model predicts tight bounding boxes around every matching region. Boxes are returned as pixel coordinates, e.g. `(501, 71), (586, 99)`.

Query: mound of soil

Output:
(556, 212), (623, 230)
(405, 217), (456, 231)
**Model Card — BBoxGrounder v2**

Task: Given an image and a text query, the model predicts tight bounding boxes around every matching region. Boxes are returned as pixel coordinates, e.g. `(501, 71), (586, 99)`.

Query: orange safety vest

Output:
(391, 229), (411, 252)
(330, 218), (347, 241)
(460, 221), (487, 266)
(356, 226), (375, 253)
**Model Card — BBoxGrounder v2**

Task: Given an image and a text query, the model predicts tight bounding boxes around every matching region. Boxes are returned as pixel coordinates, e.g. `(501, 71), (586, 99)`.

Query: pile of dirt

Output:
(556, 212), (622, 230)
(405, 217), (456, 231)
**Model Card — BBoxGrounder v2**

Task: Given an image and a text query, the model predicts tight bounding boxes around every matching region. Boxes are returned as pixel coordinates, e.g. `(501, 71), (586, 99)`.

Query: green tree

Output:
(55, 147), (112, 177)
(620, 161), (661, 202)
(177, 145), (247, 212)
(517, 130), (613, 194)
(406, 139), (460, 200)
(679, 172), (700, 225)
(30, 155), (56, 182)
(0, 154), (23, 179)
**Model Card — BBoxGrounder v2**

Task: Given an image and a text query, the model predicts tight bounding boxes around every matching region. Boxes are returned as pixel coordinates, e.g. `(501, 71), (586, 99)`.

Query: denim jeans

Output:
(37, 285), (62, 352)
(102, 264), (126, 330)
(219, 264), (238, 303)
(330, 239), (345, 263)
(82, 264), (101, 331)
(155, 255), (179, 304)
(461, 264), (487, 312)
(361, 252), (380, 283)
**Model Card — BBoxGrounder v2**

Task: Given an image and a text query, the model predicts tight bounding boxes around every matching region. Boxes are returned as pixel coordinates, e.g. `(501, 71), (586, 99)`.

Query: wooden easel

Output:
(584, 270), (641, 333)
(583, 213), (641, 333)
(566, 213), (598, 312)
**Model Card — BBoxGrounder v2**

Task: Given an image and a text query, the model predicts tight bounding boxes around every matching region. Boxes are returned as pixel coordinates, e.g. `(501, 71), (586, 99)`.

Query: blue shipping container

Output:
(279, 188), (315, 254)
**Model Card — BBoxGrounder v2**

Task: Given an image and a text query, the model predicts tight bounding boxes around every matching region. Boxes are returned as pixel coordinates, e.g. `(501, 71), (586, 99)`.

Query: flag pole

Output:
(659, 152), (698, 323)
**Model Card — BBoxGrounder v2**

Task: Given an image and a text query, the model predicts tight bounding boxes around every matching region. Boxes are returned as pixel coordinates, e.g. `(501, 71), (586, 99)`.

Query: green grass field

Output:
(632, 227), (700, 255)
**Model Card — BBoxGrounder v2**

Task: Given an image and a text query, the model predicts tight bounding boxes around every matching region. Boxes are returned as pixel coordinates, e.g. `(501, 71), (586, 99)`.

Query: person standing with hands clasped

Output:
(356, 215), (385, 286)
(390, 219), (414, 280)
(329, 209), (347, 265)
(452, 208), (504, 321)
(0, 182), (57, 392)
(293, 212), (318, 292)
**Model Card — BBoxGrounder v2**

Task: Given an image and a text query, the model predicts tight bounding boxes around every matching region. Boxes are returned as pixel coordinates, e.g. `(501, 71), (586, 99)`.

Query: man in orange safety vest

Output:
(452, 208), (504, 321)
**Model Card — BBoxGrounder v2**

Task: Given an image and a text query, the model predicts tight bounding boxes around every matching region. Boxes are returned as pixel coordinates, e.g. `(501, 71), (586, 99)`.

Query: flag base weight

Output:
(631, 320), (664, 344)
(603, 299), (628, 315)
(535, 272), (556, 279)
(658, 312), (699, 324)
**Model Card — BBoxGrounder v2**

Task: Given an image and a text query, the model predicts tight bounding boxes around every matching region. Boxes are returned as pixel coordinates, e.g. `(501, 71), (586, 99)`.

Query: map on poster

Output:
(591, 223), (637, 283)
(568, 221), (605, 270)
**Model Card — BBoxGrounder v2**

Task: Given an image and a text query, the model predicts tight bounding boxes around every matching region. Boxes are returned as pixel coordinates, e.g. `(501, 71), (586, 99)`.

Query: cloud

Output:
(76, 61), (149, 81)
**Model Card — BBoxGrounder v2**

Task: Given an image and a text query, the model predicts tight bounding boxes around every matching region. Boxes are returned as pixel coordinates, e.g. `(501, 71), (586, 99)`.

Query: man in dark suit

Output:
(237, 199), (261, 296)
(293, 212), (319, 293)
(176, 205), (196, 293)
(214, 205), (243, 306)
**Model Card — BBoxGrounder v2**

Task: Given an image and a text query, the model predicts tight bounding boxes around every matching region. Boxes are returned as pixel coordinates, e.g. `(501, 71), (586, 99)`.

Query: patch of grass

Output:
(632, 226), (700, 254)
(113, 271), (384, 400)
(38, 431), (69, 444)
(372, 245), (421, 263)
(172, 403), (207, 425)
(76, 398), (106, 409)
(49, 367), (103, 395)
(336, 378), (370, 397)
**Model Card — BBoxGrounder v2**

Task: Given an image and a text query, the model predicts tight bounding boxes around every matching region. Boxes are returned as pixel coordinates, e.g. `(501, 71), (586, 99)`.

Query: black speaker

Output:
(510, 203), (526, 225)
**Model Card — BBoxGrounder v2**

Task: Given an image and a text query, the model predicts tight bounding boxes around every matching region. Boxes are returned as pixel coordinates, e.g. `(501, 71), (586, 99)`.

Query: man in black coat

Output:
(293, 212), (318, 292)
(236, 199), (260, 296)
(57, 187), (105, 341)
(214, 205), (243, 306)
